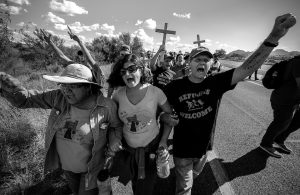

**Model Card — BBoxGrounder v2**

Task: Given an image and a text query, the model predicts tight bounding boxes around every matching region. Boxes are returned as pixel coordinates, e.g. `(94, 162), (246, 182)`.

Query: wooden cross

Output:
(127, 115), (139, 132)
(193, 34), (205, 47)
(155, 23), (176, 46)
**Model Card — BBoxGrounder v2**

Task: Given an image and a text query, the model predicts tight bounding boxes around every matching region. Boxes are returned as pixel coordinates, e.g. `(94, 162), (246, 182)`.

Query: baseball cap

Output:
(43, 63), (101, 87)
(189, 47), (213, 60)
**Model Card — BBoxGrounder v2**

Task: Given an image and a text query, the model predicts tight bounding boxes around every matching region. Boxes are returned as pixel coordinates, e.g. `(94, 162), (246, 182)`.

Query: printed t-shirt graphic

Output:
(113, 84), (167, 148)
(55, 106), (93, 173)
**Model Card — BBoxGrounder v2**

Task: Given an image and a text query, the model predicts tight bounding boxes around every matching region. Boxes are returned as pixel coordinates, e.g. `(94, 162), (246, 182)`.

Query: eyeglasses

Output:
(120, 65), (141, 76)
(59, 83), (86, 90)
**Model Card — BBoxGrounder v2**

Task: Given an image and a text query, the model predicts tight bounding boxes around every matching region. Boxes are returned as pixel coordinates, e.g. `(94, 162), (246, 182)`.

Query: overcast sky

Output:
(2, 0), (300, 53)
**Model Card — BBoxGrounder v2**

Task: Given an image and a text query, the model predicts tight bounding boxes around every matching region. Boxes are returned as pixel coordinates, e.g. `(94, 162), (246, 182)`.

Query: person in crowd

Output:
(208, 54), (222, 75)
(107, 44), (132, 98)
(163, 13), (296, 195)
(172, 53), (188, 79)
(150, 45), (176, 91)
(146, 50), (153, 60)
(40, 28), (105, 87)
(107, 54), (175, 195)
(260, 55), (300, 158)
(0, 63), (123, 195)
(248, 69), (259, 80)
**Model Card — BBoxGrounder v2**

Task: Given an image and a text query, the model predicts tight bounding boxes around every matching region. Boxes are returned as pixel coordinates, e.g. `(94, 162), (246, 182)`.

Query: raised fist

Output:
(270, 13), (296, 39)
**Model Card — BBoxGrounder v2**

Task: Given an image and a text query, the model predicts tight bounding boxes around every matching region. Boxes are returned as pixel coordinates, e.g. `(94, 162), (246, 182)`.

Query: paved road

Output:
(212, 79), (300, 195)
(111, 78), (300, 195)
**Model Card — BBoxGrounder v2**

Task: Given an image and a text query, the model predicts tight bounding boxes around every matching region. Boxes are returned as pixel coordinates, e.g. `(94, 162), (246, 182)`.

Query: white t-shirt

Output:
(113, 84), (167, 148)
(55, 106), (93, 173)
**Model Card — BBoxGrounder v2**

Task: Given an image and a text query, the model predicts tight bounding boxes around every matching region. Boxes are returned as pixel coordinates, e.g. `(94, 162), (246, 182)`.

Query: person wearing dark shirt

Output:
(150, 45), (176, 91)
(260, 55), (300, 158)
(164, 13), (296, 194)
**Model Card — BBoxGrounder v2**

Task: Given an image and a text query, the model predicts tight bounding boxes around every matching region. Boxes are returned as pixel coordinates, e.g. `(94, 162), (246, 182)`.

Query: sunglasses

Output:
(120, 65), (141, 76)
(59, 83), (86, 90)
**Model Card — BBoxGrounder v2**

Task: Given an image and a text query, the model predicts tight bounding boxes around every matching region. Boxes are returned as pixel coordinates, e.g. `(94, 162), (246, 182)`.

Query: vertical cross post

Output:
(155, 23), (176, 46)
(193, 34), (205, 47)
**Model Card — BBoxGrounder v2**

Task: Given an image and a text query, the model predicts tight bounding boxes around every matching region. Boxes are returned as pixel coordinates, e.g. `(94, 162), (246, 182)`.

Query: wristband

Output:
(263, 41), (278, 47)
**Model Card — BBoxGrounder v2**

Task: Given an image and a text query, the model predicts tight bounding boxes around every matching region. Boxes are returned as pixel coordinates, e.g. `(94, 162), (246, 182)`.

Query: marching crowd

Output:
(0, 13), (298, 195)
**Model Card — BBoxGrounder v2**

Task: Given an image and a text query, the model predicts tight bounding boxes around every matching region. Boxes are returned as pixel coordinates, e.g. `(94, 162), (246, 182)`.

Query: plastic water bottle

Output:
(156, 146), (170, 178)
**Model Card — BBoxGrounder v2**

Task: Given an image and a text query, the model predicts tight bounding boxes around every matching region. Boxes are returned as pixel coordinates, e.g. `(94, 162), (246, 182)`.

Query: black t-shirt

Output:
(152, 67), (176, 91)
(271, 57), (300, 106)
(165, 69), (236, 158)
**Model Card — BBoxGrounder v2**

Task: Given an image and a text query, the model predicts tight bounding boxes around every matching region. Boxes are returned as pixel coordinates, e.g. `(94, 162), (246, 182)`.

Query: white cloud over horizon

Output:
(135, 19), (156, 30)
(50, 0), (88, 16)
(8, 0), (30, 6)
(54, 22), (99, 33)
(132, 28), (154, 49)
(100, 23), (115, 34)
(43, 12), (65, 24)
(169, 36), (181, 43)
(135, 20), (143, 26)
(16, 21), (36, 28)
(0, 4), (23, 15)
(173, 12), (191, 19)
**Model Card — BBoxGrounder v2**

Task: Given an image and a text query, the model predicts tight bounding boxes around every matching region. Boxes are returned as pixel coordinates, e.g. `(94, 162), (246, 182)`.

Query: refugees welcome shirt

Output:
(165, 69), (236, 158)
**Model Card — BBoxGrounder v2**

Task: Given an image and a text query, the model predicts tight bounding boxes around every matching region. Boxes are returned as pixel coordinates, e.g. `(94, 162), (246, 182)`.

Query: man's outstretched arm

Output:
(68, 26), (95, 67)
(68, 27), (105, 85)
(40, 29), (72, 66)
(231, 13), (296, 85)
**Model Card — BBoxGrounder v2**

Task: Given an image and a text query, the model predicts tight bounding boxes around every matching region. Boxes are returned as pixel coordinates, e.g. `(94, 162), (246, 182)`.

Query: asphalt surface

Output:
(111, 77), (300, 195)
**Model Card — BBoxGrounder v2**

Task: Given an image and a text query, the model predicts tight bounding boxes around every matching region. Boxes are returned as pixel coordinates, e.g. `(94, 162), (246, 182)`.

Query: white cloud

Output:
(0, 4), (22, 15)
(135, 20), (143, 26)
(8, 0), (30, 5)
(23, 8), (27, 12)
(144, 19), (156, 29)
(96, 23), (119, 38)
(100, 23), (115, 34)
(28, 21), (36, 26)
(16, 21), (36, 28)
(55, 22), (100, 33)
(132, 28), (154, 48)
(54, 23), (67, 31)
(17, 22), (25, 27)
(169, 36), (181, 43)
(50, 0), (88, 16)
(173, 12), (191, 19)
(135, 18), (156, 30)
(43, 12), (65, 24)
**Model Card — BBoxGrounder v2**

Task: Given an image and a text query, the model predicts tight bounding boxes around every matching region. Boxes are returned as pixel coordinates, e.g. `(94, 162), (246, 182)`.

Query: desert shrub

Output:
(28, 72), (41, 82)
(46, 64), (62, 73)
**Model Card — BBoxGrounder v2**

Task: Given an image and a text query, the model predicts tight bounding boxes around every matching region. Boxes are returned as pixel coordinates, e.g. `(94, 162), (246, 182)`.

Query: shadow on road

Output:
(221, 148), (269, 181)
(154, 148), (269, 195)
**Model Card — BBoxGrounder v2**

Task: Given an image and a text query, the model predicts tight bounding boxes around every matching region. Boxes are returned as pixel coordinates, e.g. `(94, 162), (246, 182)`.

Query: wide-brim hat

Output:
(189, 47), (213, 60)
(43, 63), (101, 87)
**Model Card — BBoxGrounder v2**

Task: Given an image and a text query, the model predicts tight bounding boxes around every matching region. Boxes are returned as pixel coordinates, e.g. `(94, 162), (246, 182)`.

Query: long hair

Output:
(107, 54), (152, 88)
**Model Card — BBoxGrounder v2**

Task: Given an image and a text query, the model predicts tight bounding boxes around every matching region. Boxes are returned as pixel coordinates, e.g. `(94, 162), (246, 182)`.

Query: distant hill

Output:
(227, 50), (251, 58)
(227, 49), (300, 58)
